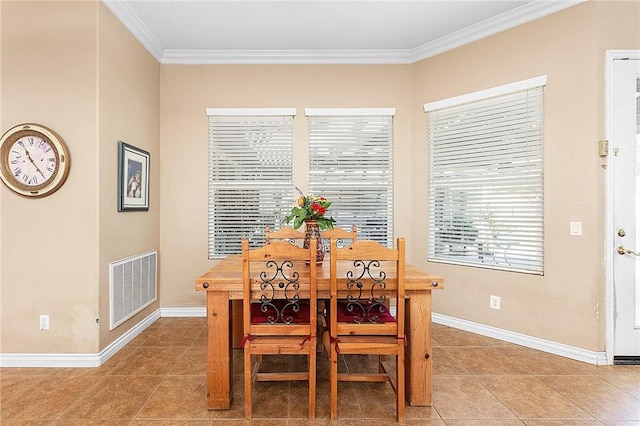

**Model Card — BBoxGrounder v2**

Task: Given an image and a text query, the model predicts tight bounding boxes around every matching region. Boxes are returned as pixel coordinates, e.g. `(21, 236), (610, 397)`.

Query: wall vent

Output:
(109, 250), (157, 330)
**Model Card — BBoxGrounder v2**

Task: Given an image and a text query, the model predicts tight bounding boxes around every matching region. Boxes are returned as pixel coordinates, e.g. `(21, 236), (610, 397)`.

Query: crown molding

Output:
(102, 0), (164, 62)
(410, 0), (586, 63)
(161, 48), (415, 65)
(103, 0), (585, 65)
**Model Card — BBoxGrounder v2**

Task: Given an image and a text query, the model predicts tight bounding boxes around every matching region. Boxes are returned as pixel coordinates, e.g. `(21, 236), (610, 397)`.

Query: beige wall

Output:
(1, 1), (100, 353)
(1, 0), (639, 357)
(0, 1), (160, 354)
(412, 0), (639, 351)
(97, 2), (161, 349)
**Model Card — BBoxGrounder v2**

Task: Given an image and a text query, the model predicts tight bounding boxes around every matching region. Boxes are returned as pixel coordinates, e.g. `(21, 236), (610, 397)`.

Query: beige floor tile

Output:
(169, 345), (208, 376)
(433, 375), (517, 420)
(0, 420), (57, 426)
(444, 420), (526, 425)
(432, 325), (506, 347)
(289, 380), (315, 419)
(108, 346), (186, 376)
(333, 381), (366, 419)
(478, 375), (594, 420)
(593, 366), (640, 399)
(136, 376), (214, 420)
(354, 381), (399, 420)
(138, 326), (205, 347)
(0, 375), (46, 406)
(54, 420), (135, 425)
(130, 421), (211, 425)
(508, 346), (600, 376)
(4, 317), (640, 425)
(92, 346), (138, 375)
(153, 317), (207, 328)
(1, 374), (98, 420)
(540, 375), (640, 421)
(250, 380), (291, 419)
(442, 346), (529, 375)
(59, 375), (164, 420)
(405, 405), (442, 420)
(522, 421), (605, 425)
(432, 346), (471, 375)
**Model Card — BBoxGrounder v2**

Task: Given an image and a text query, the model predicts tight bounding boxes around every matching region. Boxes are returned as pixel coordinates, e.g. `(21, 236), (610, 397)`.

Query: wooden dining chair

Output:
(317, 225), (358, 331)
(241, 239), (318, 419)
(323, 237), (406, 422)
(321, 225), (357, 249)
(264, 226), (305, 245)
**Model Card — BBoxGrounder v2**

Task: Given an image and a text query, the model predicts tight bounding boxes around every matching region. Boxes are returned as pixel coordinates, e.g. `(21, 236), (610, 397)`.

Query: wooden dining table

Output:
(195, 253), (444, 410)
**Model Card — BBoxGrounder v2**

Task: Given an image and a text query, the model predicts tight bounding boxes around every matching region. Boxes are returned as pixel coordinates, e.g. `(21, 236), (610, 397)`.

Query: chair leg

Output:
(378, 355), (386, 373)
(397, 350), (405, 422)
(330, 342), (338, 420)
(244, 349), (252, 419)
(309, 348), (317, 419)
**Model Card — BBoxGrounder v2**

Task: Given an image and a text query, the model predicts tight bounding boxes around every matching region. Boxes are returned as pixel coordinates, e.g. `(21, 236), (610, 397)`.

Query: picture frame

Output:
(118, 141), (150, 211)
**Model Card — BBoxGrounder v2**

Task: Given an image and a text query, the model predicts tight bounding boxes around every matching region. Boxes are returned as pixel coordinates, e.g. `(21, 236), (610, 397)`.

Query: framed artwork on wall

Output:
(118, 141), (150, 211)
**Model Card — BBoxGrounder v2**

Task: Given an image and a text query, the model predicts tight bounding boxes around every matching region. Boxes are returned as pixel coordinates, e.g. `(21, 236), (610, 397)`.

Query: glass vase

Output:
(303, 220), (324, 264)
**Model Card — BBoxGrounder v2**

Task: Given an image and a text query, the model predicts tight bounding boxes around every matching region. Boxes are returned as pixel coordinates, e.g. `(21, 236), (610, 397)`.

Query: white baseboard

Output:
(0, 307), (608, 367)
(432, 312), (608, 365)
(0, 309), (160, 368)
(160, 306), (206, 317)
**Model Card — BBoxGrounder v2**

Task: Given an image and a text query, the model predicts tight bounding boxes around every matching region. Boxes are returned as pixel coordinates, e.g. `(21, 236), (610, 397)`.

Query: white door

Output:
(612, 57), (640, 362)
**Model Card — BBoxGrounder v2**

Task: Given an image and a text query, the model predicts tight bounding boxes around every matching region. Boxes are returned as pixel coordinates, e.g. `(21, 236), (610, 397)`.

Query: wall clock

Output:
(0, 123), (70, 198)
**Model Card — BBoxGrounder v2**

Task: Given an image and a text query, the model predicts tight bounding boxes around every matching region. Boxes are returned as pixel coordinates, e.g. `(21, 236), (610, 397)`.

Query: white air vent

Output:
(109, 250), (157, 330)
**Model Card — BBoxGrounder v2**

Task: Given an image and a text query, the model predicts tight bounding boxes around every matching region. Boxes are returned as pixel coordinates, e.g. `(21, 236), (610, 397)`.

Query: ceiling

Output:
(103, 0), (584, 64)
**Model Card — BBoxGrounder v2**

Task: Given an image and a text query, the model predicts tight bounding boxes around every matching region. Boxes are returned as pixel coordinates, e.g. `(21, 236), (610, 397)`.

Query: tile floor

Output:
(1, 317), (639, 425)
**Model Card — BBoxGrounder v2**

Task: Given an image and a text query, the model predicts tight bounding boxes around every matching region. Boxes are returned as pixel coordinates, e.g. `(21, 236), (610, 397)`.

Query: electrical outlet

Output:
(489, 295), (501, 310)
(570, 221), (582, 236)
(40, 315), (49, 330)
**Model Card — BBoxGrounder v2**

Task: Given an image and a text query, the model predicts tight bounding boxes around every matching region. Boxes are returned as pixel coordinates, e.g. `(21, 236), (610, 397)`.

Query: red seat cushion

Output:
(250, 300), (311, 324)
(334, 300), (396, 324)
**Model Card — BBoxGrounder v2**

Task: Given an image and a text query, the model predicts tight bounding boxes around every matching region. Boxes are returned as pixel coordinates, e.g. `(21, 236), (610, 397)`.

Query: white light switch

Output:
(570, 221), (582, 236)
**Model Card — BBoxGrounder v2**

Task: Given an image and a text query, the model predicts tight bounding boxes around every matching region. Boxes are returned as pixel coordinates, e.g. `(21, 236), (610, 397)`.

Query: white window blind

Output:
(207, 108), (295, 257)
(306, 108), (395, 246)
(425, 77), (545, 274)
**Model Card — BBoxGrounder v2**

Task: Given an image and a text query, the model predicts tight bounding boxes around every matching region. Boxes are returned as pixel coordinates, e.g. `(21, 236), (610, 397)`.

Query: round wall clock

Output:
(0, 123), (70, 198)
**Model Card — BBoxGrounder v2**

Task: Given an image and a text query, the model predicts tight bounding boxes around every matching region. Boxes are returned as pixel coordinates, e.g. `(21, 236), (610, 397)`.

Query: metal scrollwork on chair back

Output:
(345, 259), (387, 323)
(258, 260), (300, 324)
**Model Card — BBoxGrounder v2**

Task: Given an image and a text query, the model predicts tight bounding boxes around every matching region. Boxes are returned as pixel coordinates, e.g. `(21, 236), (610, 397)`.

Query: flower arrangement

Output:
(284, 188), (336, 230)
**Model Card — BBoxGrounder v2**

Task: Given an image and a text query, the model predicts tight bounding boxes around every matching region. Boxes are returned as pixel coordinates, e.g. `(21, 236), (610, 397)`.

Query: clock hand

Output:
(22, 147), (47, 179)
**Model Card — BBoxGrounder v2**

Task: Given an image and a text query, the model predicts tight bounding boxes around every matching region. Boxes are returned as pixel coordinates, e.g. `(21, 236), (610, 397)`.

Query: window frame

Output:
(305, 108), (395, 247)
(206, 108), (296, 258)
(424, 76), (547, 274)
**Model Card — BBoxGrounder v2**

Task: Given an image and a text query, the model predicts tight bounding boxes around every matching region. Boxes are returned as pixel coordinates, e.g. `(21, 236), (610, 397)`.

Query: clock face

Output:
(0, 123), (70, 198)
(8, 135), (58, 187)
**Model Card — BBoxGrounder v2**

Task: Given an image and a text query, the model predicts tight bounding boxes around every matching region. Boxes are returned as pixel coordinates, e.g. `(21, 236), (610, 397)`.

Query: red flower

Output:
(311, 203), (326, 215)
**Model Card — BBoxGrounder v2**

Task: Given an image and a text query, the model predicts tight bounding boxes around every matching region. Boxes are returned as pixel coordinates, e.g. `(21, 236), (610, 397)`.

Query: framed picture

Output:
(118, 141), (150, 211)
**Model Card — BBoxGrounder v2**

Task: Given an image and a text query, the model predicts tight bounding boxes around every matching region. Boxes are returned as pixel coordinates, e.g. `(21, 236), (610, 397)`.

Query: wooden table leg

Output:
(405, 291), (433, 406)
(206, 291), (233, 409)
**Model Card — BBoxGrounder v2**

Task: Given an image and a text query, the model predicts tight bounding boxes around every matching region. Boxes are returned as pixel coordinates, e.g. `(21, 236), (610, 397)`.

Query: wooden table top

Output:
(195, 254), (444, 294)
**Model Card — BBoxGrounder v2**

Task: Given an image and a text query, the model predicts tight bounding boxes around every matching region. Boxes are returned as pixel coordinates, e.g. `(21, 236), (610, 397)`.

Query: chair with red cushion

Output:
(323, 237), (406, 422)
(241, 239), (318, 419)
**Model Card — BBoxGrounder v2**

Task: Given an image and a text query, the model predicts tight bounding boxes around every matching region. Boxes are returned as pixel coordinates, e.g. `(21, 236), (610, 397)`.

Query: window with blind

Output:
(306, 108), (395, 247)
(207, 108), (295, 258)
(424, 76), (546, 274)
